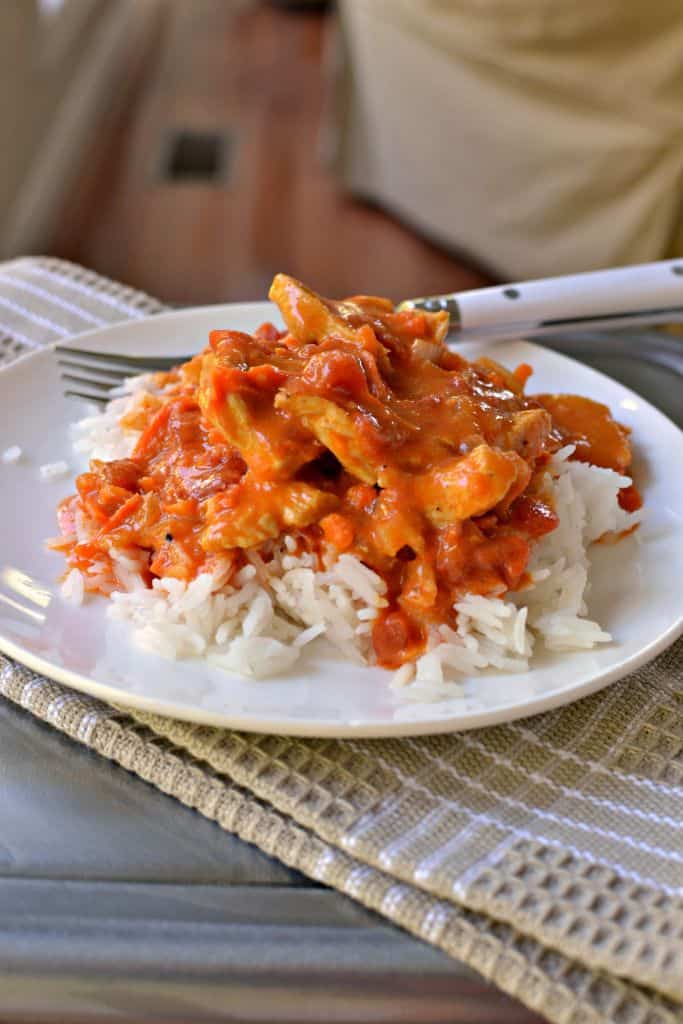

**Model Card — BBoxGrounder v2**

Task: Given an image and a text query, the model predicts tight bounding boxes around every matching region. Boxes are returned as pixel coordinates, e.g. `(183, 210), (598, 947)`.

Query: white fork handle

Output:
(407, 259), (683, 332)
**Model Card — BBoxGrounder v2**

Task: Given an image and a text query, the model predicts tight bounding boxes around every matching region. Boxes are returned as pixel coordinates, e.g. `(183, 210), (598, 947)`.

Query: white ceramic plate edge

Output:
(1, 612), (681, 737)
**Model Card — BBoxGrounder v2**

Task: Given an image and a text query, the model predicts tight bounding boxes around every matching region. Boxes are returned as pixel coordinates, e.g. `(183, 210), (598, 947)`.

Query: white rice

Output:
(2, 444), (22, 464)
(60, 380), (642, 694)
(60, 567), (84, 605)
(39, 460), (70, 482)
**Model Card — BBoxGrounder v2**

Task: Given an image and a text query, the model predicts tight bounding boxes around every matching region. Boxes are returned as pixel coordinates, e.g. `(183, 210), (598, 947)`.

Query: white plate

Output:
(1, 303), (682, 737)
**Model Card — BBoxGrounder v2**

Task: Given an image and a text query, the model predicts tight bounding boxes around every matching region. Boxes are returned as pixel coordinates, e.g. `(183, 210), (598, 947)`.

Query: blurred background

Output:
(1, 0), (682, 306)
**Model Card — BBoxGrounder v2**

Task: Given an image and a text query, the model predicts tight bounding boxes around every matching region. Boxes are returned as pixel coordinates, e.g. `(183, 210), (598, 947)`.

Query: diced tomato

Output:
(372, 608), (426, 669)
(618, 484), (643, 513)
(254, 322), (284, 342)
(245, 364), (288, 390)
(302, 350), (368, 399)
(472, 534), (530, 590)
(320, 513), (354, 551)
(513, 363), (533, 387)
(345, 484), (377, 513)
(507, 496), (559, 539)
(439, 351), (467, 372)
(209, 329), (253, 351)
(385, 311), (427, 338)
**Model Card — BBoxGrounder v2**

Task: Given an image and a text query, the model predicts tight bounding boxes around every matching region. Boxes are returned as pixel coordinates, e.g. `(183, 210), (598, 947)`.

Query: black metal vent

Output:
(161, 129), (232, 183)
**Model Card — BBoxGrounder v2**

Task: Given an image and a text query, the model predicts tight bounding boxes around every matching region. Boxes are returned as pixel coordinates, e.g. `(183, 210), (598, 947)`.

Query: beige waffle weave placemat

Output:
(1, 257), (681, 1024)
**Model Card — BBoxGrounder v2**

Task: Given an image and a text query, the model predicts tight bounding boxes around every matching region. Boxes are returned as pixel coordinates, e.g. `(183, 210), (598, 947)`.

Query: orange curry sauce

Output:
(54, 275), (641, 669)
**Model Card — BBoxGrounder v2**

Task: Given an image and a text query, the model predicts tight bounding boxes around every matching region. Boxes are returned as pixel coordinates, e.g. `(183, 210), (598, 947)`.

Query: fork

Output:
(58, 258), (683, 402)
(56, 347), (187, 403)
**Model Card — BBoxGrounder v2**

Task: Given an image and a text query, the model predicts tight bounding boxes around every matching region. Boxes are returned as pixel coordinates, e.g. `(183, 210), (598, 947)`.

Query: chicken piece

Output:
(274, 392), (385, 485)
(269, 274), (450, 360)
(503, 409), (553, 461)
(201, 479), (338, 552)
(476, 356), (527, 396)
(419, 444), (531, 526)
(536, 394), (632, 473)
(277, 346), (423, 483)
(269, 274), (367, 346)
(399, 556), (438, 613)
(207, 329), (304, 376)
(367, 487), (425, 559)
(198, 350), (322, 479)
(298, 346), (391, 403)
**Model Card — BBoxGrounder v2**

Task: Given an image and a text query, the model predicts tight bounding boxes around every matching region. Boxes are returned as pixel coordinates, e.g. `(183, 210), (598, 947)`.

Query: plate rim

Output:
(1, 307), (682, 737)
(1, 615), (681, 737)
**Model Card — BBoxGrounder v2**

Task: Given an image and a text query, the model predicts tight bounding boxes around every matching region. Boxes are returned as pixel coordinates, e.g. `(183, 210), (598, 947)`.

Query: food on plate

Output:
(49, 276), (642, 696)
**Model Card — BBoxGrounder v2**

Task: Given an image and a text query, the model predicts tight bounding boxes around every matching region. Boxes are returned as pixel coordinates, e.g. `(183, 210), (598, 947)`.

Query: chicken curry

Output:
(57, 275), (639, 669)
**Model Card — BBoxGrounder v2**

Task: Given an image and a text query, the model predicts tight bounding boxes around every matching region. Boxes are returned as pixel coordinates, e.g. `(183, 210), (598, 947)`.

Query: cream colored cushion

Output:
(335, 0), (683, 277)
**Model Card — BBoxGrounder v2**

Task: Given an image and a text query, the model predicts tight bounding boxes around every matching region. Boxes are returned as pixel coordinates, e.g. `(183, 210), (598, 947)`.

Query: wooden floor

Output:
(50, 0), (488, 307)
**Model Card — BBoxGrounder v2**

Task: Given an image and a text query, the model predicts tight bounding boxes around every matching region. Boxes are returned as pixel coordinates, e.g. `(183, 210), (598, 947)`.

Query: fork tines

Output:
(56, 345), (187, 403)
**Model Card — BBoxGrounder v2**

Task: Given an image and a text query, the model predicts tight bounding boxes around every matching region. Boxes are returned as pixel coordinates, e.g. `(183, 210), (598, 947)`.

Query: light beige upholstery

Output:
(335, 0), (683, 277)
